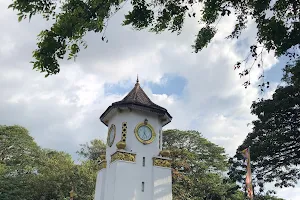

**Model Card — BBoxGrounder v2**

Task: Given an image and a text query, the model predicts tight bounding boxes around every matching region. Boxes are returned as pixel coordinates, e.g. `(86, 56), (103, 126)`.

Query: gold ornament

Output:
(100, 154), (106, 160)
(153, 157), (171, 168)
(111, 151), (136, 163)
(160, 150), (170, 157)
(99, 161), (107, 170)
(116, 141), (126, 149)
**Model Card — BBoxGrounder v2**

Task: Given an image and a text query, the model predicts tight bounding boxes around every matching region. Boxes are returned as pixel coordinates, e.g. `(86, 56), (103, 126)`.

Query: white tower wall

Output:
(106, 110), (162, 162)
(94, 169), (106, 200)
(153, 166), (172, 200)
(94, 81), (172, 200)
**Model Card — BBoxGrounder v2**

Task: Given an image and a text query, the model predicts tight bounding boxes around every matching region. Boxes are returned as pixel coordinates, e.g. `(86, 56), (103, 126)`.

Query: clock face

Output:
(107, 124), (116, 147)
(138, 125), (152, 141)
(135, 122), (156, 144)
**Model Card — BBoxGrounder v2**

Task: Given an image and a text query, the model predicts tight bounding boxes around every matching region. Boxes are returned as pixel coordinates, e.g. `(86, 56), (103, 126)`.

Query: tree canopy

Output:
(0, 125), (286, 199)
(8, 0), (299, 84)
(163, 129), (239, 200)
(229, 60), (300, 191)
(0, 125), (97, 200)
(0, 125), (41, 200)
(77, 139), (106, 161)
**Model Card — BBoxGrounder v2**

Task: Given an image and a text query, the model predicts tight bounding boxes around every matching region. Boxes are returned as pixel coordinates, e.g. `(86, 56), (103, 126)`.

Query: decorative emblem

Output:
(107, 124), (116, 147)
(111, 151), (136, 163)
(153, 157), (171, 168)
(134, 119), (156, 144)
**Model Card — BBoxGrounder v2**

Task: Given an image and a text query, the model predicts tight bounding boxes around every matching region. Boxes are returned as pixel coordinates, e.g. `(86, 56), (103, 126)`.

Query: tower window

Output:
(143, 157), (145, 166)
(142, 182), (145, 192)
(159, 129), (162, 150)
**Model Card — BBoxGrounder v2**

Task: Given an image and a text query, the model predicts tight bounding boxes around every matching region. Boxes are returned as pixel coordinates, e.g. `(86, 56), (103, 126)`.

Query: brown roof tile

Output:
(100, 79), (172, 126)
(112, 81), (166, 111)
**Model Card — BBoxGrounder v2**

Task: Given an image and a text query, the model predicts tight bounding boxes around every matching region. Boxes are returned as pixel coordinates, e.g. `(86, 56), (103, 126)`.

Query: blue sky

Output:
(266, 57), (289, 83)
(104, 65), (285, 98)
(104, 73), (188, 97)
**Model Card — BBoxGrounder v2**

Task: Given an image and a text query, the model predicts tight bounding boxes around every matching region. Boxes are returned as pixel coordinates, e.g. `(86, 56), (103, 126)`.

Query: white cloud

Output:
(0, 1), (295, 199)
(276, 185), (300, 200)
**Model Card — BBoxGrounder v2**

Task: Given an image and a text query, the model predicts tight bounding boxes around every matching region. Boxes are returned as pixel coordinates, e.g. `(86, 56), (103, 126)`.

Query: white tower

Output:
(94, 78), (172, 200)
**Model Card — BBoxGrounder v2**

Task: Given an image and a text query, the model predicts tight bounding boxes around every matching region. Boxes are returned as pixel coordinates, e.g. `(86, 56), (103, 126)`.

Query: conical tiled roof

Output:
(100, 78), (172, 126)
(112, 81), (166, 110)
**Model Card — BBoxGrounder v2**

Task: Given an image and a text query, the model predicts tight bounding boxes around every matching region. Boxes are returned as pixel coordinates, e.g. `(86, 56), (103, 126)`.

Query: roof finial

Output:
(135, 74), (140, 86)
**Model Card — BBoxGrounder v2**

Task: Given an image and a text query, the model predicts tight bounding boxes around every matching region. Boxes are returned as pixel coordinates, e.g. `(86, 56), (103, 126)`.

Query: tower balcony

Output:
(111, 150), (136, 163)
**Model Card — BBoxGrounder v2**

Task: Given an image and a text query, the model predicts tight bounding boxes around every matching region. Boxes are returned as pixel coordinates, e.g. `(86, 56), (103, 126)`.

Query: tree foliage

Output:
(0, 125), (285, 199)
(8, 0), (300, 81)
(77, 139), (106, 161)
(0, 125), (41, 200)
(229, 60), (300, 191)
(163, 129), (249, 200)
(0, 125), (97, 200)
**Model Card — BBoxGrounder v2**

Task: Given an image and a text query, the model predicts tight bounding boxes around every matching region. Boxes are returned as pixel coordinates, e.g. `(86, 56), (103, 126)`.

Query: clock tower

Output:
(94, 78), (172, 200)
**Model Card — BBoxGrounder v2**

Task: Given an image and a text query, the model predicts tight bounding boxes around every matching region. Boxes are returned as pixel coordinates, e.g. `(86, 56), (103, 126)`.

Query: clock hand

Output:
(146, 131), (151, 139)
(143, 128), (147, 139)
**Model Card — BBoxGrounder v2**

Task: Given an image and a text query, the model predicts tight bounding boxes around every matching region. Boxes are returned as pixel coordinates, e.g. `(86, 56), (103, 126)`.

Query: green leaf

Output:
(7, 4), (13, 9)
(18, 15), (23, 22)
(192, 26), (216, 53)
(9, 0), (300, 89)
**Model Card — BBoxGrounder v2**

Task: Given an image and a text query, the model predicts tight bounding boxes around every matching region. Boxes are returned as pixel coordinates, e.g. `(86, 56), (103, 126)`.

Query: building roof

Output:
(100, 78), (172, 126)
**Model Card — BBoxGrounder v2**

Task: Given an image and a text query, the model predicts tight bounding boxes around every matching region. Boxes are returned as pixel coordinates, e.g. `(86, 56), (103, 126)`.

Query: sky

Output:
(0, 1), (299, 199)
